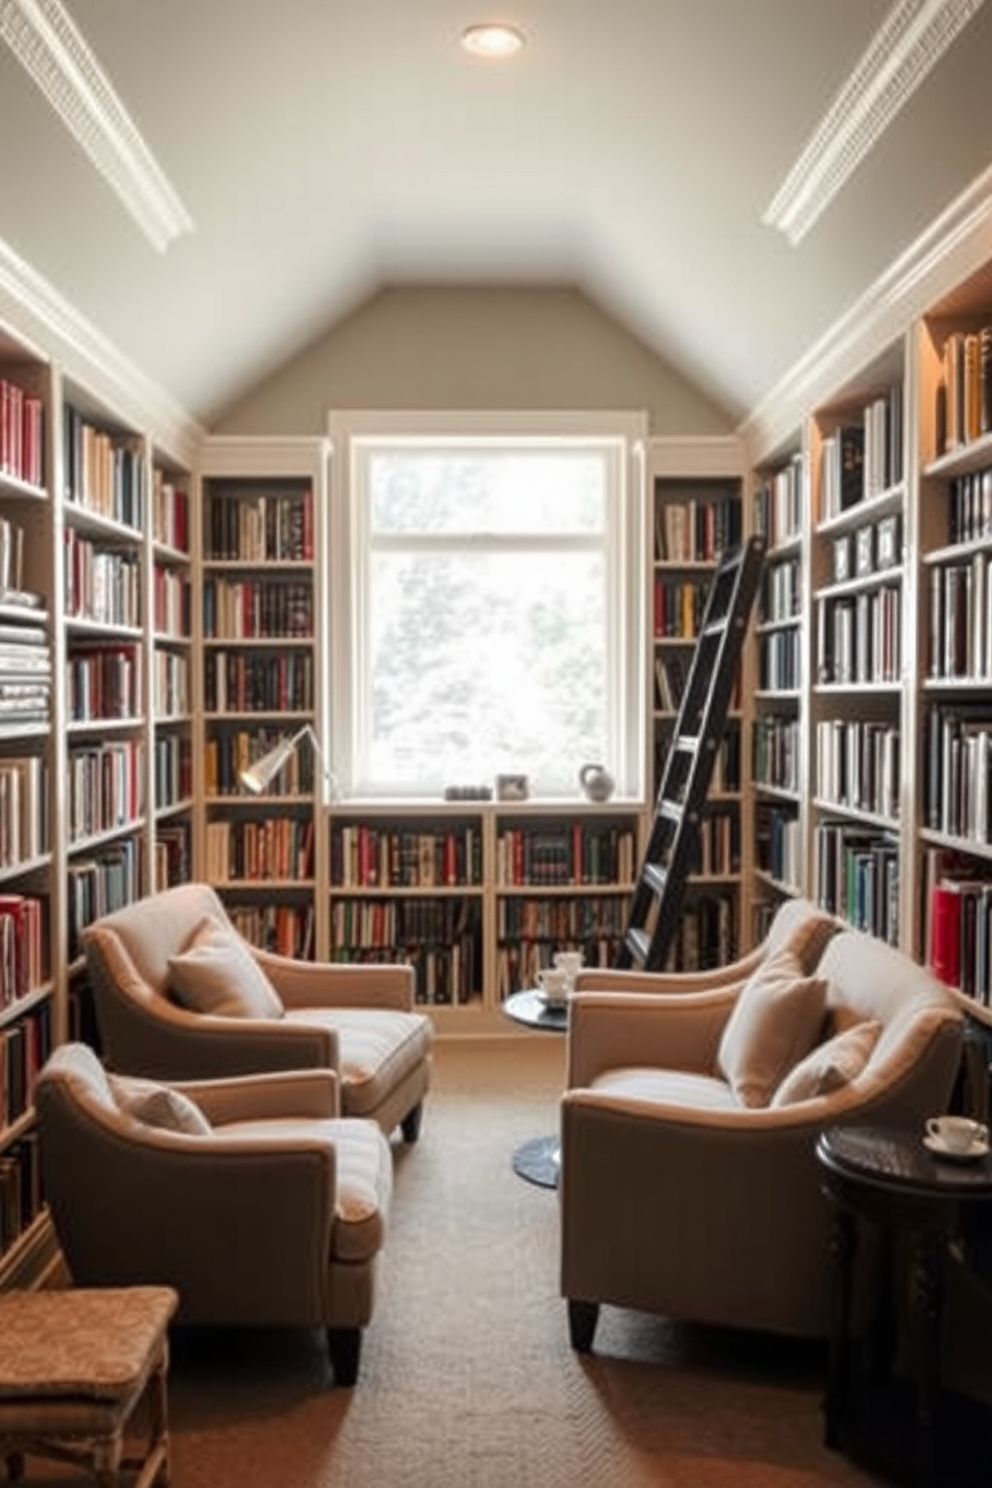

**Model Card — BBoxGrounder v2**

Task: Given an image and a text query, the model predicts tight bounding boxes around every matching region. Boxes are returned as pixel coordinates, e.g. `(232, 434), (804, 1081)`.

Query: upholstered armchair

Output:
(81, 883), (433, 1142)
(560, 926), (964, 1352)
(35, 1043), (393, 1385)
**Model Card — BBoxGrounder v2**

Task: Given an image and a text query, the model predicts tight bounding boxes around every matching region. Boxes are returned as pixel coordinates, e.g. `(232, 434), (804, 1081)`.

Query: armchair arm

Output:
(101, 998), (340, 1081)
(172, 1068), (340, 1124)
(572, 954), (762, 996)
(566, 987), (739, 1089)
(252, 948), (416, 1011)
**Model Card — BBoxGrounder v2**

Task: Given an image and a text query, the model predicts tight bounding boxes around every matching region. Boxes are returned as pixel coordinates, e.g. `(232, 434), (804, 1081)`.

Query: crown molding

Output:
(740, 158), (992, 462)
(0, 0), (193, 252)
(0, 235), (202, 465)
(763, 0), (987, 246)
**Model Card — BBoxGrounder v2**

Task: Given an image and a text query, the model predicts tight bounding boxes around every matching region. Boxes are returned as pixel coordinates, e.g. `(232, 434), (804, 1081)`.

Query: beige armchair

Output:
(81, 883), (432, 1142)
(35, 1043), (392, 1385)
(560, 926), (964, 1352)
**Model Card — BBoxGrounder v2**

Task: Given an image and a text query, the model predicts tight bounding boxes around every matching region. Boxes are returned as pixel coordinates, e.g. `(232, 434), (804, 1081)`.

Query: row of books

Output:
(330, 895), (479, 954)
(202, 578), (313, 640)
(496, 894), (629, 941)
(203, 488), (314, 563)
(0, 615), (49, 728)
(752, 716), (800, 793)
(661, 891), (736, 971)
(0, 379), (43, 488)
(819, 424), (866, 520)
(928, 873), (992, 1004)
(67, 741), (143, 842)
(496, 940), (616, 999)
(495, 824), (636, 887)
(927, 553), (992, 680)
(0, 1001), (51, 1128)
(653, 487), (741, 563)
(945, 465), (992, 546)
(689, 807), (741, 877)
(226, 902), (315, 961)
(67, 644), (141, 722)
(935, 327), (992, 456)
(153, 734), (192, 811)
(64, 534), (141, 627)
(66, 841), (141, 959)
(153, 565), (191, 638)
(652, 577), (708, 639)
(154, 821), (191, 891)
(331, 824), (483, 889)
(0, 1132), (42, 1255)
(816, 719), (900, 821)
(330, 939), (479, 1006)
(205, 817), (315, 882)
(754, 454), (804, 548)
(153, 650), (189, 717)
(63, 407), (144, 529)
(151, 472), (189, 554)
(204, 728), (312, 797)
(815, 586), (901, 685)
(924, 705), (992, 844)
(204, 652), (314, 713)
(755, 803), (801, 887)
(759, 558), (801, 625)
(0, 755), (49, 867)
(819, 387), (903, 520)
(816, 821), (899, 944)
(0, 894), (46, 1007)
(758, 628), (801, 691)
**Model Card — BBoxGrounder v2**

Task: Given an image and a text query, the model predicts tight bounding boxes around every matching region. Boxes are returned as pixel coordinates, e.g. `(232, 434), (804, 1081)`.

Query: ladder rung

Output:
(702, 619), (727, 637)
(675, 734), (699, 753)
(642, 862), (667, 895)
(658, 800), (682, 824)
(625, 927), (650, 967)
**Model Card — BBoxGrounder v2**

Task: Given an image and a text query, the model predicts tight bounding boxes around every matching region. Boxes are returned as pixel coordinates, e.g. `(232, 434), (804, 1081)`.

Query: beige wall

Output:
(212, 286), (733, 436)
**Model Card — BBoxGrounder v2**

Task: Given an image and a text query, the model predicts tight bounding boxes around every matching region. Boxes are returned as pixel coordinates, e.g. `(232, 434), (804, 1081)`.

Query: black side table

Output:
(817, 1123), (992, 1488)
(502, 989), (568, 1188)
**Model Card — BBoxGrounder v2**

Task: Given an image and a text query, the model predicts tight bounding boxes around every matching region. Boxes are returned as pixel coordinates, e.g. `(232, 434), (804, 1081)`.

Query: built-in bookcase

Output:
(151, 456), (193, 890)
(648, 441), (748, 969)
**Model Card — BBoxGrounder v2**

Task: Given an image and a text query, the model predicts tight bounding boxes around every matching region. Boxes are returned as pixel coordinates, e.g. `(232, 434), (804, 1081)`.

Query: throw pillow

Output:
(771, 1019), (883, 1107)
(717, 948), (827, 1108)
(167, 916), (284, 1020)
(109, 1073), (212, 1136)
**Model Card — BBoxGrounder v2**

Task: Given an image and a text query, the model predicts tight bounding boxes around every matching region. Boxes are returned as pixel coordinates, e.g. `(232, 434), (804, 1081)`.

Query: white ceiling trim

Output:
(0, 0), (193, 252)
(763, 0), (986, 246)
(0, 235), (202, 464)
(741, 157), (992, 461)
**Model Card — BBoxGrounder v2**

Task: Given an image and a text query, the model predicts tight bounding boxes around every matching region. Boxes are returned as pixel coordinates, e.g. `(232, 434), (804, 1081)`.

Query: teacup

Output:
(536, 967), (569, 1008)
(926, 1114), (988, 1153)
(553, 950), (585, 991)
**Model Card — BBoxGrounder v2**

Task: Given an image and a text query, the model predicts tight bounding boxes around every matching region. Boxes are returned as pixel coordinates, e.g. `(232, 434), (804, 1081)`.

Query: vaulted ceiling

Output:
(3, 0), (992, 431)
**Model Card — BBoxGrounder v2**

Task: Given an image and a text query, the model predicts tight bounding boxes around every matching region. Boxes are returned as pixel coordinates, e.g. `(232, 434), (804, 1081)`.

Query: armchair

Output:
(81, 884), (432, 1142)
(35, 1043), (393, 1384)
(560, 926), (964, 1351)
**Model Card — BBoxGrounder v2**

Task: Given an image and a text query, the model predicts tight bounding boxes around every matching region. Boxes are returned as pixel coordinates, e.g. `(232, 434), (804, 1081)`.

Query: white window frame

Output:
(326, 409), (648, 802)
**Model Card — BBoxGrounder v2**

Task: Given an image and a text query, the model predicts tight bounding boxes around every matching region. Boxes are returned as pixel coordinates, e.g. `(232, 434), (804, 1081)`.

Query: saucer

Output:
(923, 1133), (990, 1163)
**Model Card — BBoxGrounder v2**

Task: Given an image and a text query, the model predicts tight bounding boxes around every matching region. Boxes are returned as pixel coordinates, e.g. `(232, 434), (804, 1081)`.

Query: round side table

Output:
(816, 1122), (992, 1488)
(502, 988), (568, 1188)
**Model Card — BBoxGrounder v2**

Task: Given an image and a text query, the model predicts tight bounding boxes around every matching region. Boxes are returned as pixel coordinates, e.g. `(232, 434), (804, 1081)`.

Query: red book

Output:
(930, 882), (962, 988)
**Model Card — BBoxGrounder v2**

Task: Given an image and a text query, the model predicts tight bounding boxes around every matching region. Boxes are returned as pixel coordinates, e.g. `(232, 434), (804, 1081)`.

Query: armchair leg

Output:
(567, 1299), (599, 1353)
(400, 1101), (424, 1144)
(327, 1327), (362, 1387)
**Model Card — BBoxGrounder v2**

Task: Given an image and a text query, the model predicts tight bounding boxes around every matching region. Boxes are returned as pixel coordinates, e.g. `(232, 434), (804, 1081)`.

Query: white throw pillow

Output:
(109, 1073), (212, 1135)
(167, 916), (284, 1020)
(771, 1019), (882, 1107)
(717, 948), (827, 1108)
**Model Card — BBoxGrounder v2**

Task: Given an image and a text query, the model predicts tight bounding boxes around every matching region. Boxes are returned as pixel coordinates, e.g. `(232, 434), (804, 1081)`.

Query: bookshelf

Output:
(150, 455), (193, 890)
(647, 439), (748, 970)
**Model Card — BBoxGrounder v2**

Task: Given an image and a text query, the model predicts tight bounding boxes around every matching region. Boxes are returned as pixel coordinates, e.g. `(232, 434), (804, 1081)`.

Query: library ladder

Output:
(618, 533), (767, 972)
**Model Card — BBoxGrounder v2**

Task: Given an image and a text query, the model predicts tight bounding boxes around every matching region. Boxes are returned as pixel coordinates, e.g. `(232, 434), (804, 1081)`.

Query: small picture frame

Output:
(876, 514), (901, 570)
(495, 773), (529, 803)
(832, 534), (851, 583)
(855, 525), (875, 577)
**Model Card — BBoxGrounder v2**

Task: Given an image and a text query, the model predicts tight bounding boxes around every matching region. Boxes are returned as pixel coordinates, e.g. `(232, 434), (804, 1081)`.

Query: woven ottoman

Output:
(0, 1285), (178, 1487)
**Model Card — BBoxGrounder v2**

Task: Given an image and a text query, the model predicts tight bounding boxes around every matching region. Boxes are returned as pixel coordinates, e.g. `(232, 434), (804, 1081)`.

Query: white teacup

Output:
(926, 1114), (988, 1153)
(553, 950), (585, 991)
(536, 967), (569, 1007)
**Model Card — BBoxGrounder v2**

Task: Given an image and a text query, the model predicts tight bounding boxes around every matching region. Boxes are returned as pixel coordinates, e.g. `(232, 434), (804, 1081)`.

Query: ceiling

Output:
(4, 0), (992, 432)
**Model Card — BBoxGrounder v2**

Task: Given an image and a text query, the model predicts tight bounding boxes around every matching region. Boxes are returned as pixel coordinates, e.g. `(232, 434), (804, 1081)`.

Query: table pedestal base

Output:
(512, 1134), (560, 1188)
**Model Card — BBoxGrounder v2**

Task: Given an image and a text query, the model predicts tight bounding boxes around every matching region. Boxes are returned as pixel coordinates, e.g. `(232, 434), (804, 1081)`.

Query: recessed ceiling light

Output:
(460, 23), (526, 59)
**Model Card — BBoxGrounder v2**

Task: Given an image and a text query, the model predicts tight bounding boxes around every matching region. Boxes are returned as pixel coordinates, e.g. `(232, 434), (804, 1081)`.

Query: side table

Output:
(502, 988), (568, 1188)
(816, 1123), (992, 1488)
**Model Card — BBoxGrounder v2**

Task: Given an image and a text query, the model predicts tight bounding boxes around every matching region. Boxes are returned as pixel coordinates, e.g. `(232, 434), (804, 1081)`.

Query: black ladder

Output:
(618, 533), (767, 972)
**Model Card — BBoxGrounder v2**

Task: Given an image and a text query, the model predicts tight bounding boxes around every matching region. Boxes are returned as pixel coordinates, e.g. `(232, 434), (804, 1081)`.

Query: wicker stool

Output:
(0, 1286), (178, 1487)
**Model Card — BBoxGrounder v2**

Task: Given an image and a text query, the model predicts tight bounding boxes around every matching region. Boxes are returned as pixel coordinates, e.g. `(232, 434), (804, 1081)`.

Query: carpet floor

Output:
(38, 1037), (890, 1486)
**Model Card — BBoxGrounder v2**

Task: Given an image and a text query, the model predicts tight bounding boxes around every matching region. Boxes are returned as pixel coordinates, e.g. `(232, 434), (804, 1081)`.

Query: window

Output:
(328, 412), (646, 800)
